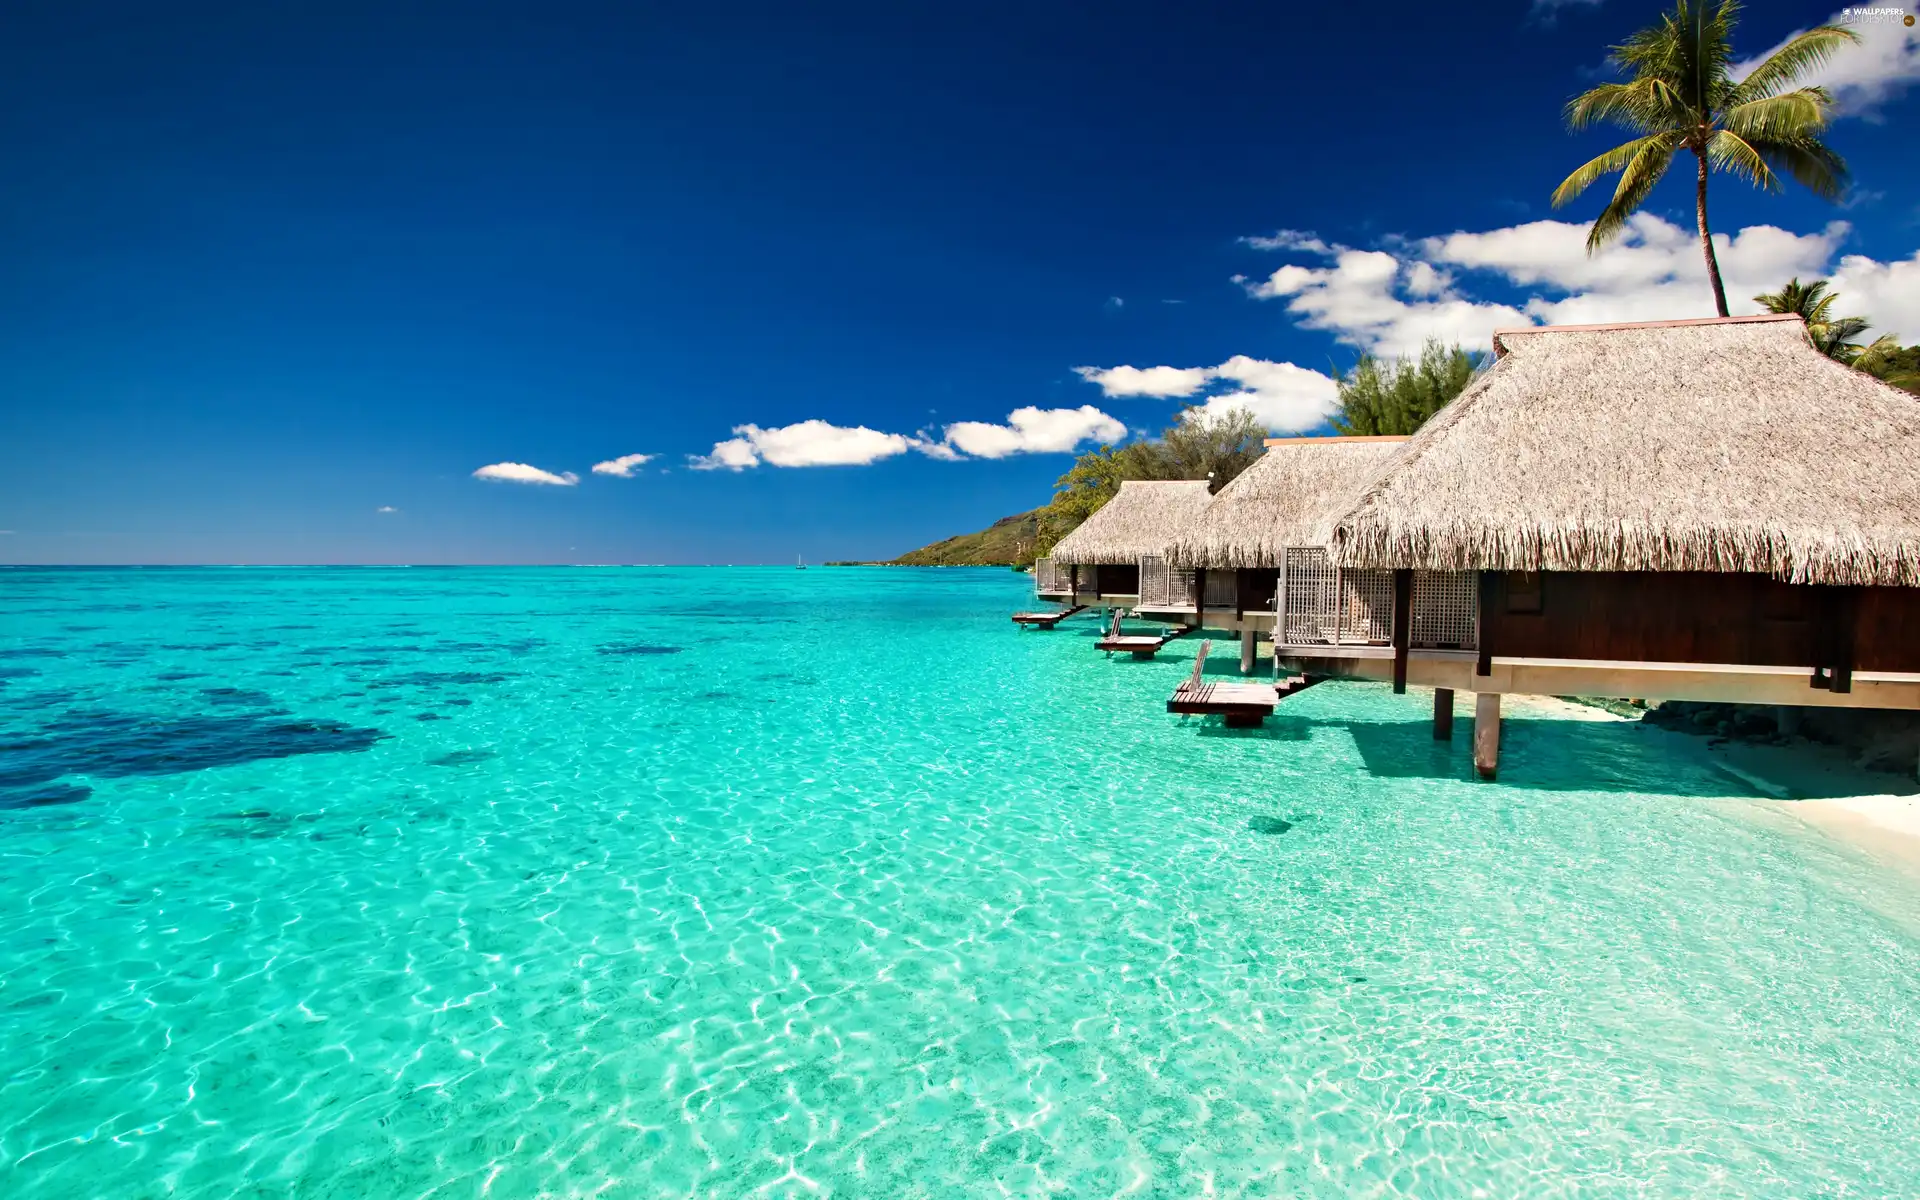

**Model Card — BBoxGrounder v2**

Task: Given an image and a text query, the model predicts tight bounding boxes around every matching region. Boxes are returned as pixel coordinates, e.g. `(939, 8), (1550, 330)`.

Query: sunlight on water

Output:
(1, 566), (1916, 1198)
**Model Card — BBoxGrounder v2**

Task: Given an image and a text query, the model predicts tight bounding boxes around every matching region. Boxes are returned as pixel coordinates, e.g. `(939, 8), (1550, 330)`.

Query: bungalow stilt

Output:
(1473, 692), (1501, 780)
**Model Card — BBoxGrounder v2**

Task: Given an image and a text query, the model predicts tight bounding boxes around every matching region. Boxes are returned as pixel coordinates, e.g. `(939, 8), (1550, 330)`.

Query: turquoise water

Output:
(2, 566), (1918, 1199)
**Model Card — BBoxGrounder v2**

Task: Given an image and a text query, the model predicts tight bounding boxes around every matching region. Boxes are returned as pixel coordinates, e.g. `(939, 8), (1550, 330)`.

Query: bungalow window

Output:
(1506, 571), (1543, 614)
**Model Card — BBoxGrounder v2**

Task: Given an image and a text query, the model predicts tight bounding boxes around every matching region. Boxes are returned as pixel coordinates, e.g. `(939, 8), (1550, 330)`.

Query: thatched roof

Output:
(1050, 480), (1215, 565)
(1332, 314), (1920, 586)
(1166, 437), (1408, 568)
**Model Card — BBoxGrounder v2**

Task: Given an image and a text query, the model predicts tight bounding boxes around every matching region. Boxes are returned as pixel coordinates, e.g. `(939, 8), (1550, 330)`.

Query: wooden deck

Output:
(1166, 642), (1321, 726)
(1096, 615), (1192, 658)
(1011, 604), (1087, 629)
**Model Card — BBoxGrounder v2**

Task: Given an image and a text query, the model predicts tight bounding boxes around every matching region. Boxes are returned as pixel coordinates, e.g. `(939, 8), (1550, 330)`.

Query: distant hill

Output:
(885, 508), (1042, 566)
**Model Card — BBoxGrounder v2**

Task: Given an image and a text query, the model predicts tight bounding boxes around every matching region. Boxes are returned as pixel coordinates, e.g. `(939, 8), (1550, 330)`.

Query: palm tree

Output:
(1754, 277), (1872, 361)
(1551, 1), (1857, 317)
(1854, 337), (1920, 395)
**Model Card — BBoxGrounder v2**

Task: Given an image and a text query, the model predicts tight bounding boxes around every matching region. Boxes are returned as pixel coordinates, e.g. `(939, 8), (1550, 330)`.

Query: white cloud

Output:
(1831, 250), (1920, 341)
(1241, 229), (1332, 254)
(1735, 11), (1920, 117)
(376, 505), (398, 514)
(1232, 214), (1915, 353)
(1245, 246), (1530, 357)
(688, 420), (913, 471)
(1073, 363), (1213, 398)
(1074, 355), (1340, 433)
(473, 462), (579, 486)
(1194, 356), (1341, 433)
(1427, 215), (1849, 327)
(937, 406), (1126, 459)
(591, 453), (655, 477)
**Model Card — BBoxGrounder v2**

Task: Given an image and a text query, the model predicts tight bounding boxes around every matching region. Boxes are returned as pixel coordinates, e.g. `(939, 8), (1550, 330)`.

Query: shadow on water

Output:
(1337, 716), (1762, 797)
(0, 710), (390, 794)
(0, 783), (93, 810)
(598, 644), (684, 657)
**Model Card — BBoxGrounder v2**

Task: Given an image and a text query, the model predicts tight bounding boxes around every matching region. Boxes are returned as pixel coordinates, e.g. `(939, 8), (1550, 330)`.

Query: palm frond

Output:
(1587, 139), (1676, 250)
(1723, 90), (1830, 139)
(1729, 24), (1859, 104)
(1707, 130), (1782, 192)
(1551, 133), (1676, 207)
(1565, 80), (1689, 133)
(1748, 134), (1850, 201)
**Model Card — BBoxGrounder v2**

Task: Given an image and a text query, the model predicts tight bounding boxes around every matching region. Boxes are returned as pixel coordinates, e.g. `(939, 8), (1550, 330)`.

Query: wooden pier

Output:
(1011, 604), (1087, 629)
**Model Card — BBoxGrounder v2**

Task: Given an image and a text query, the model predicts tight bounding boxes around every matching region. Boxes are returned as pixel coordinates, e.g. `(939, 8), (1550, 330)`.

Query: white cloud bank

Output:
(473, 462), (579, 486)
(1077, 356), (1340, 433)
(1234, 213), (1919, 352)
(1735, 10), (1920, 117)
(376, 505), (398, 514)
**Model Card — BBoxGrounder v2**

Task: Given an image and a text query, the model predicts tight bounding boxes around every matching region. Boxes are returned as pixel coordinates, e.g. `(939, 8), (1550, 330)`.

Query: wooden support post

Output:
(1833, 586), (1858, 694)
(1240, 628), (1256, 675)
(1391, 568), (1412, 694)
(1475, 570), (1498, 677)
(1193, 567), (1207, 624)
(1473, 692), (1501, 781)
(1433, 688), (1454, 740)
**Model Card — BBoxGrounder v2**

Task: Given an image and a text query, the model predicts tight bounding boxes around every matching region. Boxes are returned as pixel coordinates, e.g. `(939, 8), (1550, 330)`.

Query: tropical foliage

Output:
(1754, 277), (1920, 395)
(1551, 0), (1856, 317)
(1332, 340), (1484, 436)
(1035, 406), (1264, 557)
(1753, 278), (1870, 361)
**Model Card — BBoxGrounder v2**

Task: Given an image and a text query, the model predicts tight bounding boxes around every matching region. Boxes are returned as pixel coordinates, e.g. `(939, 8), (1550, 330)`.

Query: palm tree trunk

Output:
(1694, 151), (1729, 318)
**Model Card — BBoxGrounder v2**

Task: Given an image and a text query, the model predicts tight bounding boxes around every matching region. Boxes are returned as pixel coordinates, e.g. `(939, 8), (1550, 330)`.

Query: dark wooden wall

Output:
(1236, 569), (1278, 613)
(1094, 563), (1140, 594)
(1483, 571), (1920, 672)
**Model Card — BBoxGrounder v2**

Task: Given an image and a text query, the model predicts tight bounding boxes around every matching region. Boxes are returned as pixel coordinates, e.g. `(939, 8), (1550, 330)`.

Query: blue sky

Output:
(2, 0), (1916, 564)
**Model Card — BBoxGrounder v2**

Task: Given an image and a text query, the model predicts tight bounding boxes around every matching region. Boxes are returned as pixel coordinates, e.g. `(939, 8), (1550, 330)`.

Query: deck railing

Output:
(1034, 557), (1073, 596)
(1277, 549), (1473, 648)
(1138, 555), (1198, 610)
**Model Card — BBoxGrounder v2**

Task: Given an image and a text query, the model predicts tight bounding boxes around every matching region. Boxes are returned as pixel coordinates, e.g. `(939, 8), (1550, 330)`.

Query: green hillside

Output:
(887, 508), (1042, 566)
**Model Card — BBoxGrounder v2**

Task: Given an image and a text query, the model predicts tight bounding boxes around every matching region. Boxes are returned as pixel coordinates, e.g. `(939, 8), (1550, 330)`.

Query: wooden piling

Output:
(1240, 628), (1256, 675)
(1473, 692), (1501, 780)
(1433, 688), (1454, 740)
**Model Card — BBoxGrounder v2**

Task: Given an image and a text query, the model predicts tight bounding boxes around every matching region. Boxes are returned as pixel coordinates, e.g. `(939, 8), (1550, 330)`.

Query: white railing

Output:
(1034, 558), (1072, 596)
(1277, 548), (1392, 645)
(1138, 555), (1197, 610)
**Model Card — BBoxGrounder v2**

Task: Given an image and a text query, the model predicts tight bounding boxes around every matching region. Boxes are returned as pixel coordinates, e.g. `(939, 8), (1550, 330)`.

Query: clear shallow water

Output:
(1, 566), (1917, 1200)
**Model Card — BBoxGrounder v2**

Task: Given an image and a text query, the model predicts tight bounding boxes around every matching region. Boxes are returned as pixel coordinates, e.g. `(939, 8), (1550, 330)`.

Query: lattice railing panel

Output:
(1410, 570), (1477, 649)
(1281, 548), (1339, 645)
(1339, 569), (1394, 644)
(1034, 558), (1071, 596)
(1137, 555), (1196, 609)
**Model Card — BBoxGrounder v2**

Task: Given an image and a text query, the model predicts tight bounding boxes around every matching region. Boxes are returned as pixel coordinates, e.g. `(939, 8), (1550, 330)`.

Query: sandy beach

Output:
(1514, 692), (1920, 883)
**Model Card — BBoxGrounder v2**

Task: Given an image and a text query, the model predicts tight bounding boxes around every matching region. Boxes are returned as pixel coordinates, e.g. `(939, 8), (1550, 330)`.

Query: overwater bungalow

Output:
(1283, 315), (1920, 777)
(1158, 436), (1409, 658)
(1027, 480), (1214, 630)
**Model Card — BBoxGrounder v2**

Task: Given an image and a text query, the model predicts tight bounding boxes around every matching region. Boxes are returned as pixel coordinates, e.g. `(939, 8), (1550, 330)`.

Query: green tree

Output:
(1551, 1), (1856, 317)
(1754, 277), (1871, 361)
(1035, 406), (1265, 556)
(1855, 336), (1920, 395)
(1331, 339), (1483, 436)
